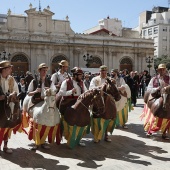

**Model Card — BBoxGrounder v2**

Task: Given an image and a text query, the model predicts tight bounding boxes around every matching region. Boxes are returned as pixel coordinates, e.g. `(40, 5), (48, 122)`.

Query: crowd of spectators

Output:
(82, 69), (151, 107)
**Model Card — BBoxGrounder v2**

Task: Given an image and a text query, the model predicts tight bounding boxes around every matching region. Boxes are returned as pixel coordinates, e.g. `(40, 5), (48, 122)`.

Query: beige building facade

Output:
(0, 5), (154, 75)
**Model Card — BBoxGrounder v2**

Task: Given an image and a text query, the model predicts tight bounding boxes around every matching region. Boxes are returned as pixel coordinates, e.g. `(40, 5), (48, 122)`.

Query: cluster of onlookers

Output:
(83, 69), (151, 107)
(12, 71), (34, 107)
(112, 69), (151, 106)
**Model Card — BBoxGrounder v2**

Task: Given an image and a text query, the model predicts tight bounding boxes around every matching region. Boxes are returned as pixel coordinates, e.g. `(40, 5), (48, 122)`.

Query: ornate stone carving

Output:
(112, 52), (117, 56)
(38, 23), (42, 27)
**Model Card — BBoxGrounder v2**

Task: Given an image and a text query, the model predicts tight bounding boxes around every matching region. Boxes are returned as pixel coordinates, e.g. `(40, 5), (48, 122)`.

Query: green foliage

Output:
(154, 55), (170, 70)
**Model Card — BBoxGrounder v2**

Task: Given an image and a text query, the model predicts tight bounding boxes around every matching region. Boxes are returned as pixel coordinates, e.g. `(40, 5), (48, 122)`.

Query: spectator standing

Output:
(18, 78), (27, 107)
(25, 71), (34, 89)
(140, 70), (151, 97)
(129, 71), (137, 106)
(83, 73), (91, 90)
(133, 71), (140, 98)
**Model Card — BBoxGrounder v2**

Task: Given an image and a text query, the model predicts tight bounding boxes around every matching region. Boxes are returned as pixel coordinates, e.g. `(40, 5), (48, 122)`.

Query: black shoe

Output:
(146, 133), (152, 137)
(162, 134), (169, 140)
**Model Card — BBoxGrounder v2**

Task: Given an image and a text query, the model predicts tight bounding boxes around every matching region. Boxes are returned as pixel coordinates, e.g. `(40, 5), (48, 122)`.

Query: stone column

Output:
(72, 49), (81, 67)
(46, 16), (51, 33)
(112, 52), (117, 70)
(138, 53), (145, 73)
(138, 53), (142, 72)
(134, 53), (137, 71)
(108, 52), (112, 72)
(103, 50), (109, 66)
(142, 56), (147, 71)
(69, 47), (74, 69)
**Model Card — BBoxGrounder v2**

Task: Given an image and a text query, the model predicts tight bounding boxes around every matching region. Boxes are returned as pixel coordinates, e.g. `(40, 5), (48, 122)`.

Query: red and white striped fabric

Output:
(141, 104), (170, 134)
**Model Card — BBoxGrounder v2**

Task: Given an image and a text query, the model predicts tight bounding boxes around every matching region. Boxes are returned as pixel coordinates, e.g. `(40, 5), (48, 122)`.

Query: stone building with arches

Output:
(0, 5), (154, 76)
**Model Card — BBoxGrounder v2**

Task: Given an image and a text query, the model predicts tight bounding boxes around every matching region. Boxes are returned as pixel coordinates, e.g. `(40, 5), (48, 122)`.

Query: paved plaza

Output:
(0, 98), (170, 170)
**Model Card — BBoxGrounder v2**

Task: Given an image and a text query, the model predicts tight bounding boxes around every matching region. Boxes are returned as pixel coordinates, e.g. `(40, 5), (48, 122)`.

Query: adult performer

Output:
(0, 60), (20, 153)
(59, 67), (87, 147)
(110, 69), (132, 129)
(23, 63), (60, 149)
(51, 60), (69, 108)
(142, 63), (170, 140)
(51, 60), (69, 92)
(89, 65), (113, 142)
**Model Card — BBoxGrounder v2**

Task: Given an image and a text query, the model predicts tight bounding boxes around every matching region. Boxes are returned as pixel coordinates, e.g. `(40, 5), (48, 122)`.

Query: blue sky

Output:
(0, 0), (168, 33)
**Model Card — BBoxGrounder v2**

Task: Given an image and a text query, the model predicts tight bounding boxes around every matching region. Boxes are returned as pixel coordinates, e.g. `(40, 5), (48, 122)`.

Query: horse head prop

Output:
(92, 78), (121, 119)
(0, 91), (21, 128)
(44, 88), (57, 112)
(64, 88), (105, 127)
(103, 78), (121, 101)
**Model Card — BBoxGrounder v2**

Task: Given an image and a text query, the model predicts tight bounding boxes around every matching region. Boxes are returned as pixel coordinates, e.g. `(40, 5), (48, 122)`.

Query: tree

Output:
(154, 55), (170, 70)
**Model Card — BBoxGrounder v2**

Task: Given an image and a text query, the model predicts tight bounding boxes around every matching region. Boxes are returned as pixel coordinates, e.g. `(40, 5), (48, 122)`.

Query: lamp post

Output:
(145, 56), (153, 75)
(83, 53), (93, 68)
(0, 51), (11, 61)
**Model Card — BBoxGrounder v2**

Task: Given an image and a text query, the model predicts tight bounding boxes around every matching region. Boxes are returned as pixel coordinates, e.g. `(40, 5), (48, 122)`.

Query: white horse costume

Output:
(22, 88), (61, 145)
(115, 84), (131, 111)
(114, 81), (132, 127)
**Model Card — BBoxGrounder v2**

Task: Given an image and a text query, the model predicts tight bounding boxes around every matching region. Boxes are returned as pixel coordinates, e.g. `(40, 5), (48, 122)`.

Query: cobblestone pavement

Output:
(0, 98), (170, 170)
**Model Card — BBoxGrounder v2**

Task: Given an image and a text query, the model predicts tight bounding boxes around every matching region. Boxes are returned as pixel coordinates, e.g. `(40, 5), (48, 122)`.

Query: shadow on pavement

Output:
(1, 134), (170, 169)
(135, 103), (144, 108)
(39, 134), (170, 169)
(0, 148), (69, 170)
(125, 123), (149, 138)
(127, 123), (170, 143)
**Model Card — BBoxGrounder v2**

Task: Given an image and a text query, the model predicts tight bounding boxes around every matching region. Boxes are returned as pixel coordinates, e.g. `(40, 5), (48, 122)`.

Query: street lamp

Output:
(83, 53), (93, 68)
(0, 51), (11, 61)
(145, 56), (153, 75)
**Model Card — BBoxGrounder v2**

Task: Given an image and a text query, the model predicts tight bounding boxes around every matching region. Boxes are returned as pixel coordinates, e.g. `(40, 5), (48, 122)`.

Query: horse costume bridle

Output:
(77, 88), (105, 114)
(46, 94), (56, 111)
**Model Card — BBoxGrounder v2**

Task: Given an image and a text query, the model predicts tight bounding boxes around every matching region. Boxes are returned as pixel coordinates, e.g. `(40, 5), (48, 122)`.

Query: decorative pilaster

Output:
(111, 52), (117, 70)
(73, 49), (81, 67)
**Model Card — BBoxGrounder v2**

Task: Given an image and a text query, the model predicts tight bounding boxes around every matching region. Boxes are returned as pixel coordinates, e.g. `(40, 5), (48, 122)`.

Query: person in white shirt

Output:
(89, 65), (113, 142)
(51, 60), (69, 92)
(27, 63), (56, 150)
(144, 63), (170, 140)
(59, 67), (87, 113)
(111, 69), (131, 129)
(0, 60), (19, 154)
(51, 60), (69, 108)
(59, 67), (87, 147)
(28, 63), (56, 101)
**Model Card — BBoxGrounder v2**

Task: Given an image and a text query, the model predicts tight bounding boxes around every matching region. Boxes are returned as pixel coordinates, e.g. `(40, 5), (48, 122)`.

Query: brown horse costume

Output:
(0, 91), (21, 128)
(62, 88), (105, 148)
(91, 78), (121, 142)
(142, 85), (170, 136)
(64, 88), (105, 127)
(144, 86), (170, 119)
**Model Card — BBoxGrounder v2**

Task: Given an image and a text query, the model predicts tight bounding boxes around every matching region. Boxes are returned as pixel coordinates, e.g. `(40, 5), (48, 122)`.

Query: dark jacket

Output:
(25, 74), (34, 89)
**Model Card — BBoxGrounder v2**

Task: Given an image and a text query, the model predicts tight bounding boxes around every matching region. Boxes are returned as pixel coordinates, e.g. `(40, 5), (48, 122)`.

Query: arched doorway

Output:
(120, 57), (133, 71)
(51, 55), (68, 73)
(11, 55), (29, 76)
(88, 56), (102, 68)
